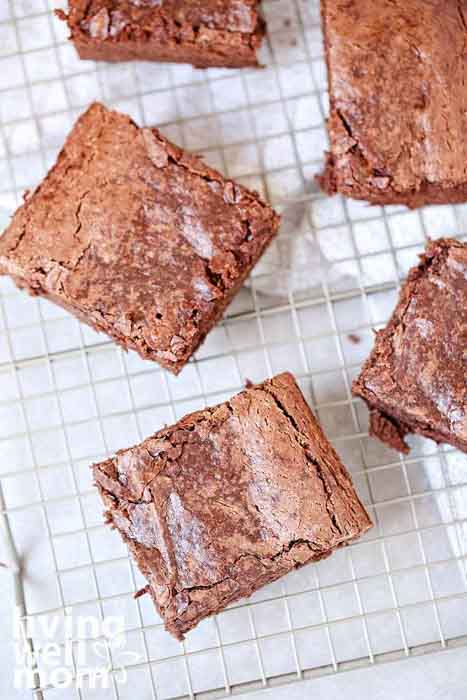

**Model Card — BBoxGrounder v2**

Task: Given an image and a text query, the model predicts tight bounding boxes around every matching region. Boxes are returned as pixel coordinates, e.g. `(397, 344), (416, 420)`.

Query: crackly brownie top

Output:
(94, 373), (371, 612)
(67, 0), (261, 40)
(354, 239), (467, 447)
(324, 0), (467, 193)
(0, 103), (278, 368)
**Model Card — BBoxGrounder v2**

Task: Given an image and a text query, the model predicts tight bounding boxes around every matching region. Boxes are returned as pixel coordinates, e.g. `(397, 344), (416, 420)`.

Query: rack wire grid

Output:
(1, 0), (467, 698)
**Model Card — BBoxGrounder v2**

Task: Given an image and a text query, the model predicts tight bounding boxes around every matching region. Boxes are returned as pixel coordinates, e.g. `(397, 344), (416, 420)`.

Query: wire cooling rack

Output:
(1, 0), (467, 698)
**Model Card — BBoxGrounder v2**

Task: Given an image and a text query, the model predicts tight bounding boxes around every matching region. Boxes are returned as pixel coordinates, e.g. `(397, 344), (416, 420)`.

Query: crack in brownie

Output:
(353, 238), (467, 454)
(93, 372), (372, 639)
(0, 103), (280, 374)
(57, 0), (265, 67)
(318, 0), (467, 208)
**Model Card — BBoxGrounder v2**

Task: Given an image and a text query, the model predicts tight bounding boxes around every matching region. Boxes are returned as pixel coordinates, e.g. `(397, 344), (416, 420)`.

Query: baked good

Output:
(57, 0), (265, 68)
(318, 0), (467, 208)
(93, 372), (372, 639)
(0, 103), (279, 374)
(353, 238), (467, 454)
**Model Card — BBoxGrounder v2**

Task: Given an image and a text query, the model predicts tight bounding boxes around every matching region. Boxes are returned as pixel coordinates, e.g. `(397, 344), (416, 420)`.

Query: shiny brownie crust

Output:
(353, 238), (467, 454)
(93, 372), (372, 639)
(58, 0), (265, 68)
(0, 103), (279, 374)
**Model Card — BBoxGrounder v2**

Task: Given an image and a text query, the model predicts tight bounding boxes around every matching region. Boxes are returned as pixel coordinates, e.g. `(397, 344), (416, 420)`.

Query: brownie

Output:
(318, 0), (467, 208)
(57, 0), (265, 68)
(0, 103), (279, 374)
(353, 239), (467, 454)
(93, 372), (372, 639)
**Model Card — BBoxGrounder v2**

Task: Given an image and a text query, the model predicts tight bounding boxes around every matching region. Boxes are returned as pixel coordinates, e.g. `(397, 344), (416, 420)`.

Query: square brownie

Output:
(0, 103), (279, 374)
(319, 0), (467, 208)
(57, 0), (265, 68)
(353, 239), (467, 454)
(93, 372), (372, 639)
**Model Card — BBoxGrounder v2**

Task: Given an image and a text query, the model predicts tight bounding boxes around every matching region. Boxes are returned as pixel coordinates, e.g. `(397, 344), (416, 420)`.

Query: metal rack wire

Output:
(0, 0), (466, 697)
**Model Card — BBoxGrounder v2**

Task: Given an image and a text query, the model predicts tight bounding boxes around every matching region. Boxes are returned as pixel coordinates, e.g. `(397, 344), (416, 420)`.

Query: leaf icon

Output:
(119, 651), (141, 665)
(108, 635), (126, 651)
(92, 641), (110, 664)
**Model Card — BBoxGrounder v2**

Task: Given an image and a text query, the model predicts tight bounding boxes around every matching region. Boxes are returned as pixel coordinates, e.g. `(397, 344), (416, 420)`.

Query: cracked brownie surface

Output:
(93, 372), (372, 639)
(319, 0), (467, 208)
(353, 238), (467, 454)
(59, 0), (265, 67)
(0, 103), (279, 374)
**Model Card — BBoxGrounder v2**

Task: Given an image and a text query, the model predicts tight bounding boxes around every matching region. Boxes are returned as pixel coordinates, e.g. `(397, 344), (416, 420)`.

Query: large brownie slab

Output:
(58, 0), (265, 68)
(354, 239), (467, 454)
(0, 103), (279, 374)
(93, 372), (372, 639)
(319, 0), (467, 208)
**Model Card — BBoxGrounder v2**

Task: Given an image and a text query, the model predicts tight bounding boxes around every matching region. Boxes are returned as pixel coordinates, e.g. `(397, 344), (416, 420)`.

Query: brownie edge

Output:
(58, 0), (265, 68)
(353, 238), (467, 454)
(93, 372), (372, 639)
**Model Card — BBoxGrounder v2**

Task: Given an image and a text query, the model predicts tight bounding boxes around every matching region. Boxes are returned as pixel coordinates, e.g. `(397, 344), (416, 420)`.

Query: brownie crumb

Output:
(369, 410), (410, 454)
(134, 586), (150, 600)
(347, 333), (361, 345)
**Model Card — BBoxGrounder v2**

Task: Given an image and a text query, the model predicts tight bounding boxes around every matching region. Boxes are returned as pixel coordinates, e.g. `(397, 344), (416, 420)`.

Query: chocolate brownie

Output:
(318, 0), (467, 208)
(57, 0), (265, 68)
(93, 372), (372, 639)
(0, 103), (279, 374)
(353, 239), (467, 454)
